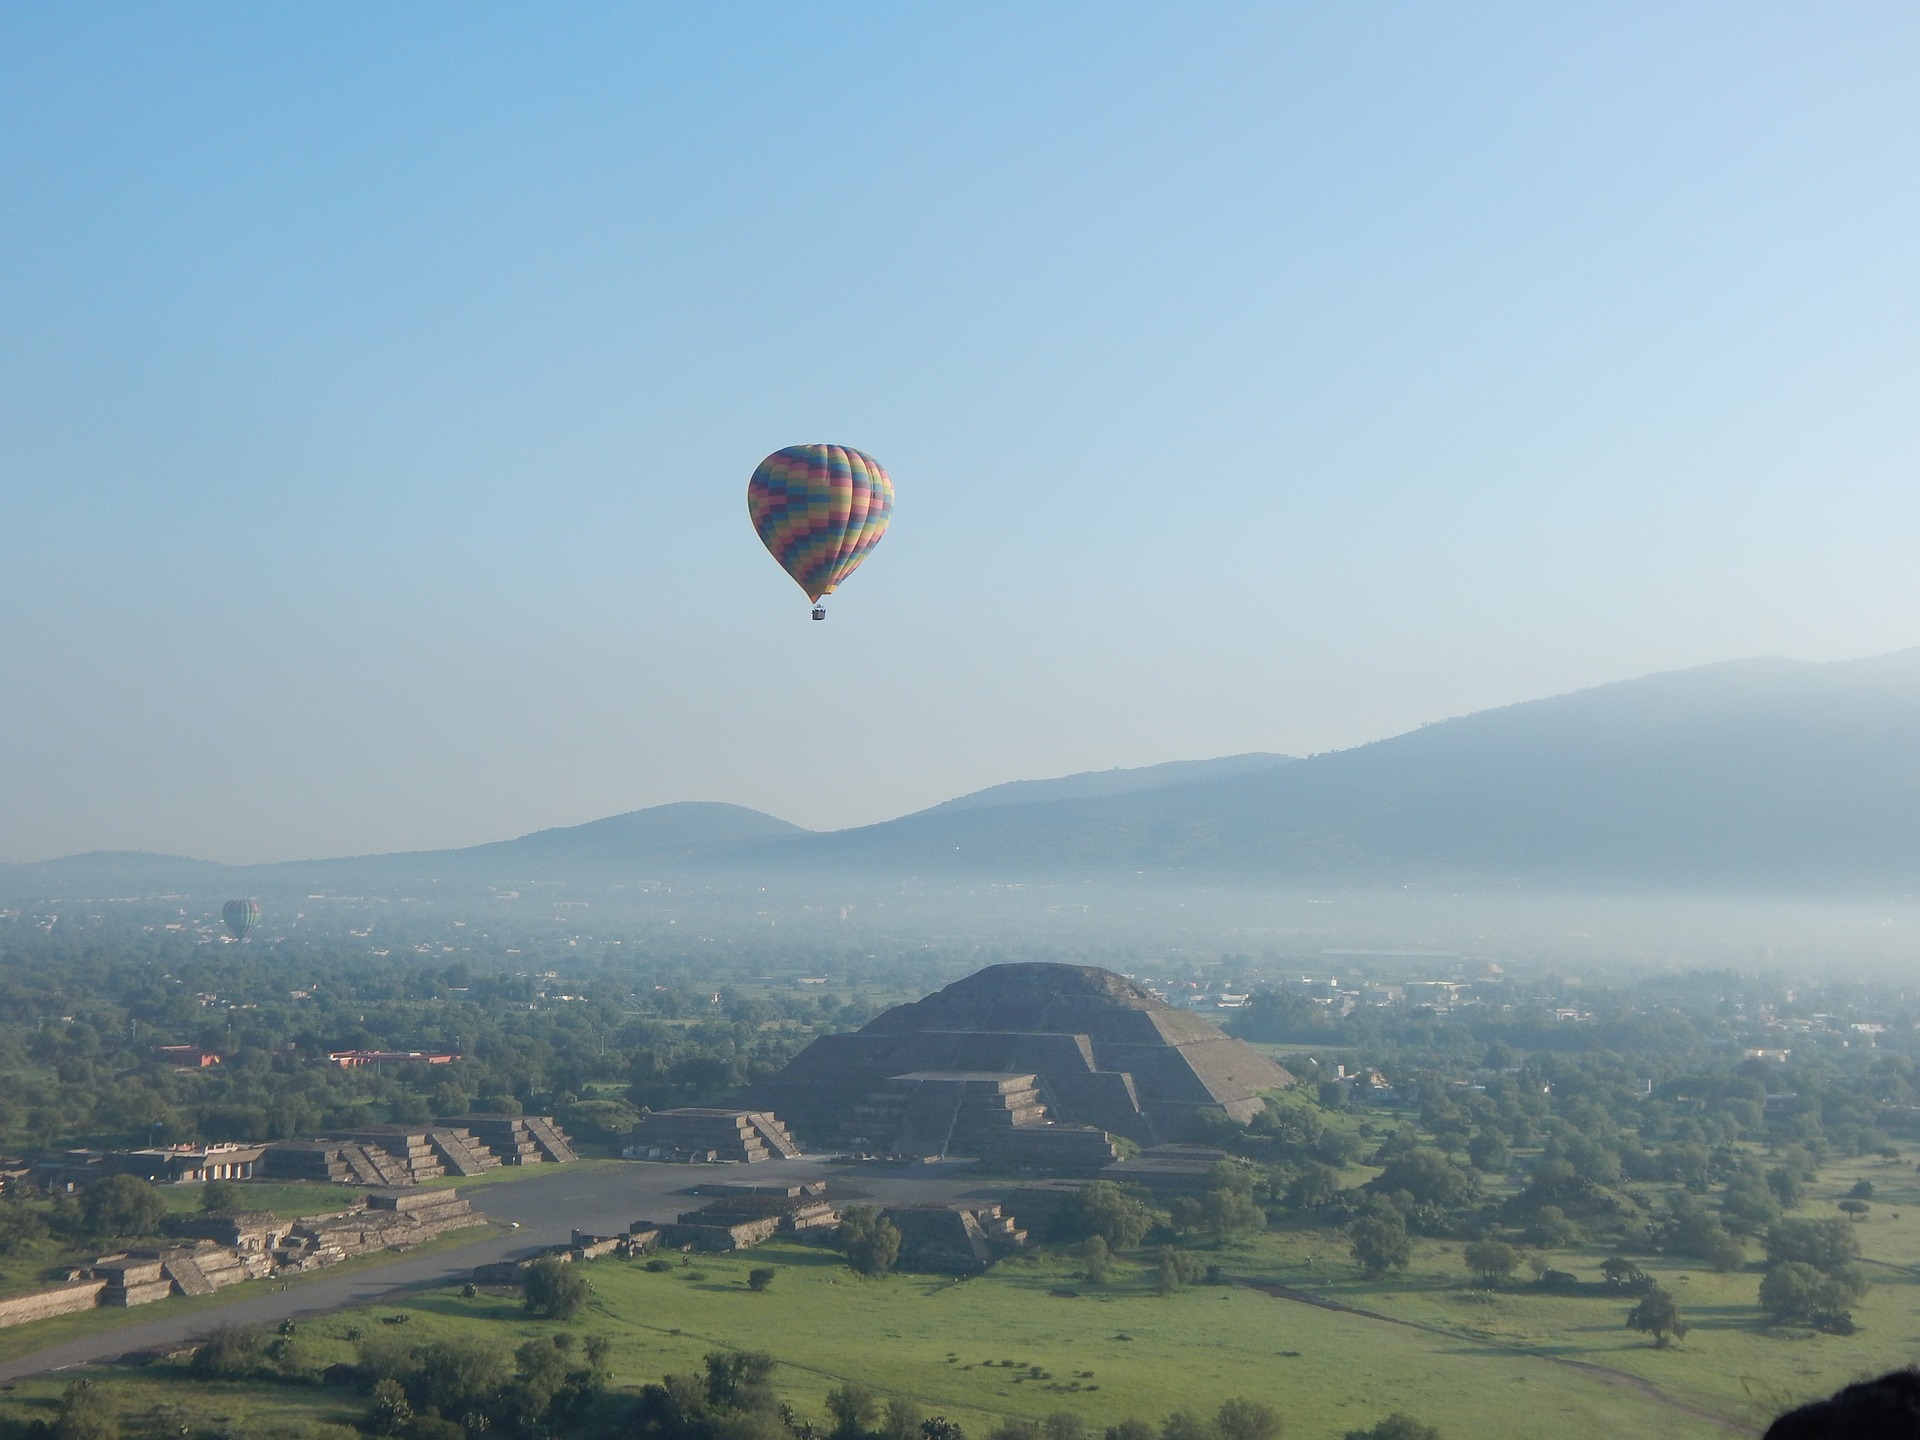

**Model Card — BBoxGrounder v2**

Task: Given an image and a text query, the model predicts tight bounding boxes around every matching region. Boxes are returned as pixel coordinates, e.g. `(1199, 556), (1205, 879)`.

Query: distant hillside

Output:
(918, 754), (1292, 815)
(787, 650), (1920, 892)
(11, 650), (1920, 899)
(262, 801), (811, 887)
(0, 802), (808, 898)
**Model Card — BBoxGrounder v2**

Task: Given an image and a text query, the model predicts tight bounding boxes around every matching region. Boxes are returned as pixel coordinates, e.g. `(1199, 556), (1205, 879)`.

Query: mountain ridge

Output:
(8, 649), (1920, 896)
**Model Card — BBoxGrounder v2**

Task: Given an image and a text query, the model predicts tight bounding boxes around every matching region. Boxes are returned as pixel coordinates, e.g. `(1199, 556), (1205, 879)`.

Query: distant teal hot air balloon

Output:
(747, 444), (893, 619)
(222, 898), (259, 941)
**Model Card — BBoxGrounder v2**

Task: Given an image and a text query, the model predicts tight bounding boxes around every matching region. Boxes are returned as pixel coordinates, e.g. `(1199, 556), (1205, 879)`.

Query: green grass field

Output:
(7, 1145), (1919, 1437)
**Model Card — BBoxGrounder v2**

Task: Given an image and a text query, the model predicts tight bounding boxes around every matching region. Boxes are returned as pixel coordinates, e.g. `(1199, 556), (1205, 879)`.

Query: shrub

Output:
(53, 1379), (118, 1440)
(836, 1208), (903, 1278)
(1760, 1260), (1870, 1328)
(1349, 1206), (1412, 1279)
(1343, 1417), (1440, 1440)
(191, 1323), (269, 1378)
(827, 1382), (880, 1438)
(522, 1257), (591, 1319)
(748, 1267), (776, 1292)
(80, 1176), (166, 1240)
(1214, 1398), (1279, 1440)
(1462, 1240), (1518, 1286)
(1058, 1182), (1155, 1251)
(1625, 1287), (1688, 1347)
(1082, 1235), (1112, 1284)
(367, 1378), (412, 1437)
(1765, 1219), (1860, 1273)
(883, 1398), (927, 1440)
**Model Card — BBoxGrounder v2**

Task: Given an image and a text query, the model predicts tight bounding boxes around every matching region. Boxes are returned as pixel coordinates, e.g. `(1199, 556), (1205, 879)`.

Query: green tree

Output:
(1367, 1149), (1474, 1209)
(52, 1379), (118, 1440)
(827, 1382), (881, 1438)
(80, 1175), (165, 1240)
(1669, 1208), (1744, 1272)
(1765, 1165), (1804, 1210)
(748, 1266), (776, 1292)
(1599, 1257), (1652, 1293)
(1625, 1287), (1688, 1347)
(1154, 1246), (1205, 1294)
(1285, 1164), (1340, 1211)
(1349, 1206), (1412, 1279)
(1160, 1411), (1211, 1440)
(1760, 1261), (1870, 1327)
(1720, 1177), (1780, 1235)
(522, 1256), (591, 1319)
(1082, 1235), (1112, 1284)
(884, 1398), (927, 1440)
(1214, 1398), (1279, 1440)
(1466, 1131), (1509, 1174)
(190, 1323), (267, 1377)
(1765, 1219), (1860, 1273)
(1461, 1239), (1518, 1286)
(851, 1223), (903, 1278)
(199, 1178), (242, 1214)
(705, 1349), (778, 1412)
(367, 1377), (413, 1437)
(1528, 1205), (1577, 1249)
(1061, 1182), (1155, 1251)
(1201, 1187), (1266, 1236)
(415, 1337), (508, 1416)
(836, 1210), (902, 1278)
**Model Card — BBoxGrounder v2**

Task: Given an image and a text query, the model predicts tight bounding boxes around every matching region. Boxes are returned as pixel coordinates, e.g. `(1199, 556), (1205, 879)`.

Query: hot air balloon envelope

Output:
(222, 899), (259, 941)
(747, 444), (893, 606)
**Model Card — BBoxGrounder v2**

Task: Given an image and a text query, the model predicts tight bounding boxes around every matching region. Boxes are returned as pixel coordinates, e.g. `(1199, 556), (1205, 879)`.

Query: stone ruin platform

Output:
(624, 1107), (801, 1163)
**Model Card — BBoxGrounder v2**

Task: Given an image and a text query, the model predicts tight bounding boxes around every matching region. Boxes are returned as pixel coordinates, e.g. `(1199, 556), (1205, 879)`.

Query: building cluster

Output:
(482, 1177), (1035, 1281)
(0, 1188), (481, 1331)
(30, 1114), (576, 1192)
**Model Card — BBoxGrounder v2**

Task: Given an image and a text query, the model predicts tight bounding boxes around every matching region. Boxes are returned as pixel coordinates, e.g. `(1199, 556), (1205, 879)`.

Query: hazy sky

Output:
(3, 4), (1918, 863)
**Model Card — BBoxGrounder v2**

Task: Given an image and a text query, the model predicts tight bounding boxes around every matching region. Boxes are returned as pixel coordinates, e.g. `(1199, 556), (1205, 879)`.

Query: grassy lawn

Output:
(14, 1240), (1720, 1440)
(7, 1142), (1918, 1437)
(0, 1368), (361, 1439)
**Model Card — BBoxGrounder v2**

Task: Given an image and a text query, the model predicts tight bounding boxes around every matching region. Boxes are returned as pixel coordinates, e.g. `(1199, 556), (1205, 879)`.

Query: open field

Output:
(4, 1137), (1918, 1436)
(0, 1240), (1734, 1440)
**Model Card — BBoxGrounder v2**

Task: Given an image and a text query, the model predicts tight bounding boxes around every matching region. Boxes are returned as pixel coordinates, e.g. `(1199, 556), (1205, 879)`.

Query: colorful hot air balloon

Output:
(747, 444), (893, 619)
(222, 898), (259, 941)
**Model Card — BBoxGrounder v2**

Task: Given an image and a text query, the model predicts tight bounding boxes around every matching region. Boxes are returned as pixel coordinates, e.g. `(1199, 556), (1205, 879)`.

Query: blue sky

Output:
(3, 4), (1917, 862)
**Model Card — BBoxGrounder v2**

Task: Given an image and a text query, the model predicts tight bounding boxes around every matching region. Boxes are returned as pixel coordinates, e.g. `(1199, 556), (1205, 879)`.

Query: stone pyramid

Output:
(744, 963), (1293, 1146)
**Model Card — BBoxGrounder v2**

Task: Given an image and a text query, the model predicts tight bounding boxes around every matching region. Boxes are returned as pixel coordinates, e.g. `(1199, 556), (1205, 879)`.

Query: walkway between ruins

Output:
(0, 1154), (1000, 1383)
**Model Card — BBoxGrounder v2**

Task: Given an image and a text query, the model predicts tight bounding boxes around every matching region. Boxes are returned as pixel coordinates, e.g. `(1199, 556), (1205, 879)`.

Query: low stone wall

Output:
(655, 1216), (781, 1251)
(0, 1280), (106, 1329)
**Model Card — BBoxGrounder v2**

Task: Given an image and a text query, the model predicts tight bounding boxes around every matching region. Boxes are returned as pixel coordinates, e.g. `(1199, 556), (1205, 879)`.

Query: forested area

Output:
(0, 923), (924, 1157)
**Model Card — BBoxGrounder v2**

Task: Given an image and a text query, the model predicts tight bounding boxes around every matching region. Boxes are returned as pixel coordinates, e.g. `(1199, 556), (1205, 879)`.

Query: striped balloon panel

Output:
(222, 899), (259, 938)
(747, 444), (893, 602)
